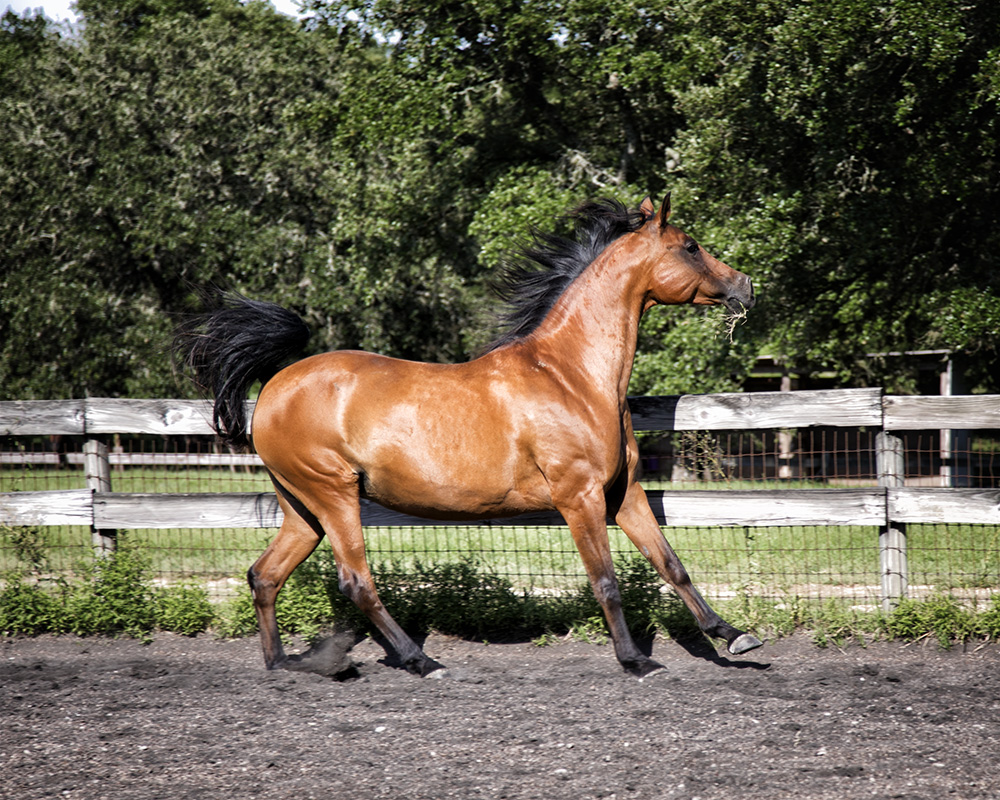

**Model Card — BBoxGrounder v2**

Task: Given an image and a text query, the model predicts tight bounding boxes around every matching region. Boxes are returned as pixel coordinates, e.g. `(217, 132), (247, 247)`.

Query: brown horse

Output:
(178, 195), (760, 677)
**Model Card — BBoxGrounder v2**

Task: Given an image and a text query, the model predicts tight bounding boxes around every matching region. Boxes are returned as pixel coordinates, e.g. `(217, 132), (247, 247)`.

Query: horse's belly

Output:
(360, 460), (550, 521)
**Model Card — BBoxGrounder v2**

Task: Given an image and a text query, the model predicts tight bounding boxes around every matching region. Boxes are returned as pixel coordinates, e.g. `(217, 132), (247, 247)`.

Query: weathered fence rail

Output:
(2, 389), (999, 529)
(2, 389), (998, 608)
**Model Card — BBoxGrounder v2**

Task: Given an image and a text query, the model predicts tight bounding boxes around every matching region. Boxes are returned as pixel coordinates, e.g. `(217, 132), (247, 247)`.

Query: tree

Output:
(0, 1), (455, 398)
(1, 1), (506, 399)
(0, 7), (53, 90)
(667, 0), (1000, 392)
(3, 4), (313, 395)
(310, 0), (716, 361)
(4, 0), (996, 400)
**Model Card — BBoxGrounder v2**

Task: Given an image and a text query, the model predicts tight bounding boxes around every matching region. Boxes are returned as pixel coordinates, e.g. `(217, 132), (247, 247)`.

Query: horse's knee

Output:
(247, 565), (261, 597)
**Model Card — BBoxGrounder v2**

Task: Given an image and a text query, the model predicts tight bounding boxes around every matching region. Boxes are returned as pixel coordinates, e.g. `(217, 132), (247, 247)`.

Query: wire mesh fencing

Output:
(3, 424), (998, 609)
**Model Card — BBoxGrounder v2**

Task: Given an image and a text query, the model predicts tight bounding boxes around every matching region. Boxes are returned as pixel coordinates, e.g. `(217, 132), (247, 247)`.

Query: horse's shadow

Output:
(668, 631), (771, 670)
(296, 626), (770, 679)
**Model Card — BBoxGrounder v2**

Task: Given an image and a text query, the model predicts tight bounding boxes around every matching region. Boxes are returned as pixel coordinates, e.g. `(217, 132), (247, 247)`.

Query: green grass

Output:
(641, 478), (863, 491)
(0, 523), (887, 594)
(1, 465), (272, 494)
(3, 519), (997, 608)
(1, 464), (275, 576)
(907, 523), (1000, 590)
(3, 463), (899, 593)
(5, 539), (1000, 650)
(2, 464), (997, 614)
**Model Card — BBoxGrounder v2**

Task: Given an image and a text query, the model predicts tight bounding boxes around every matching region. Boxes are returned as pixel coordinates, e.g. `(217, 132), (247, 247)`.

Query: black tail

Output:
(174, 293), (310, 450)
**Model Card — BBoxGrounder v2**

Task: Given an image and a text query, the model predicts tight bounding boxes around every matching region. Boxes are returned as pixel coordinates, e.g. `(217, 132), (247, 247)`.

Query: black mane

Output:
(482, 198), (646, 353)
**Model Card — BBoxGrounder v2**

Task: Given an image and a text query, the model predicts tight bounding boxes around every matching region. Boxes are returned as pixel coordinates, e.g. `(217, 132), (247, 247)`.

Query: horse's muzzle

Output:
(725, 274), (755, 313)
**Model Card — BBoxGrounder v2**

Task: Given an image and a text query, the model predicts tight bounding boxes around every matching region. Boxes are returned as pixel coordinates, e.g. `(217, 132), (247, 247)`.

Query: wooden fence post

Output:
(83, 439), (117, 556)
(876, 431), (907, 612)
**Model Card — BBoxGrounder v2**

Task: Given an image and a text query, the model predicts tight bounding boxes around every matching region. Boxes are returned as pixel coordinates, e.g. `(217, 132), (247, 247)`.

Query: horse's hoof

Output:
(625, 658), (666, 679)
(728, 633), (764, 655)
(637, 663), (668, 682)
(405, 657), (446, 677)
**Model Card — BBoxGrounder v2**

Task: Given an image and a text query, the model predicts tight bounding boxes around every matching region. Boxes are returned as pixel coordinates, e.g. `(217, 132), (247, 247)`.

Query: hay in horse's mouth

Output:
(723, 301), (749, 342)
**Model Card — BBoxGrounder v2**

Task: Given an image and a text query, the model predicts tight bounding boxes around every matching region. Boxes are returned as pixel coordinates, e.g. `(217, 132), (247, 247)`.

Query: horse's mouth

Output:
(724, 295), (754, 315)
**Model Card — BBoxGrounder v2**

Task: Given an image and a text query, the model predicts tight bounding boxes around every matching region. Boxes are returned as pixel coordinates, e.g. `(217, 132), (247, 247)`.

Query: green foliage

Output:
(63, 543), (158, 636)
(307, 554), (548, 640)
(0, 8), (53, 91)
(631, 307), (756, 396)
(808, 600), (868, 649)
(4, 530), (1000, 649)
(153, 584), (215, 636)
(372, 559), (533, 639)
(730, 595), (808, 641)
(0, 575), (69, 634)
(214, 593), (258, 640)
(3, 0), (997, 397)
(0, 537), (215, 637)
(250, 552), (694, 643)
(669, 0), (1000, 391)
(1, 2), (342, 397)
(1, 524), (50, 572)
(557, 556), (694, 640)
(979, 596), (1000, 641)
(215, 563), (338, 642)
(886, 595), (980, 648)
(566, 617), (609, 646)
(274, 571), (337, 641)
(722, 594), (1000, 650)
(0, 0), (478, 396)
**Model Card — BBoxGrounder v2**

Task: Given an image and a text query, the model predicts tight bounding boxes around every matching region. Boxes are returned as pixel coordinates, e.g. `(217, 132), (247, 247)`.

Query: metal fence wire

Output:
(3, 422), (998, 609)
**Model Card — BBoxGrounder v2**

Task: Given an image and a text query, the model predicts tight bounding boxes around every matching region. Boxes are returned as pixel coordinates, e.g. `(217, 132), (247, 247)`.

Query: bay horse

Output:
(178, 194), (760, 677)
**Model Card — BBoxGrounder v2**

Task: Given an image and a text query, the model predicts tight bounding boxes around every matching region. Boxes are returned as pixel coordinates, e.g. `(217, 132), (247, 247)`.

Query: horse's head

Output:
(637, 195), (755, 315)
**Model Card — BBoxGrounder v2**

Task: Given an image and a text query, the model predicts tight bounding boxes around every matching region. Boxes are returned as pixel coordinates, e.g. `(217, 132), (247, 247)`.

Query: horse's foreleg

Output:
(248, 494), (323, 669)
(614, 480), (762, 656)
(560, 490), (664, 677)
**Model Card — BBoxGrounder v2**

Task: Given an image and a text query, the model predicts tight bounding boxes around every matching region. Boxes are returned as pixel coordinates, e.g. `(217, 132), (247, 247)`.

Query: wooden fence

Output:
(2, 388), (999, 609)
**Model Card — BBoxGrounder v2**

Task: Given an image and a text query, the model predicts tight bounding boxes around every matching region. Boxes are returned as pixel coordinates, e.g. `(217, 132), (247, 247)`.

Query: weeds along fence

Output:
(1, 388), (999, 612)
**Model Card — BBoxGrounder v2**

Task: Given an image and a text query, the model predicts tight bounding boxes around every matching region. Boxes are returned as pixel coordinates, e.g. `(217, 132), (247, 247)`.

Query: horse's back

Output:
(249, 349), (558, 519)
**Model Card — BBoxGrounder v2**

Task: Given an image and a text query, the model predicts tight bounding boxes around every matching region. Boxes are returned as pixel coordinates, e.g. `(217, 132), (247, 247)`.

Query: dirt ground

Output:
(2, 630), (999, 800)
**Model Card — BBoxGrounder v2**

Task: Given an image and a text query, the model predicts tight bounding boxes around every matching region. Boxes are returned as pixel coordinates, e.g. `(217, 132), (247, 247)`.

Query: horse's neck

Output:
(528, 251), (647, 402)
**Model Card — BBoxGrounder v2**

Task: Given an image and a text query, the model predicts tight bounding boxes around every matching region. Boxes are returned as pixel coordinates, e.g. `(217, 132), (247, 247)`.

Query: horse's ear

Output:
(639, 196), (655, 221)
(658, 193), (672, 228)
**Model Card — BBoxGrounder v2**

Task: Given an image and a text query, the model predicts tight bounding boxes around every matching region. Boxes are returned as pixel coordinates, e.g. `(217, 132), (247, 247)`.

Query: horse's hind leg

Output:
(247, 489), (324, 669)
(312, 492), (441, 676)
(614, 480), (763, 656)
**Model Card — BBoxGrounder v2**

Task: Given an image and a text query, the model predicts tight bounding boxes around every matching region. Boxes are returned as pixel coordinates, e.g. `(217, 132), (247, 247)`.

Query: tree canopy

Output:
(2, 0), (997, 399)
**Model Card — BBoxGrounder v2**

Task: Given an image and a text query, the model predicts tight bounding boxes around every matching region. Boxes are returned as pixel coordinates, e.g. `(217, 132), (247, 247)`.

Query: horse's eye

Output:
(686, 241), (699, 255)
